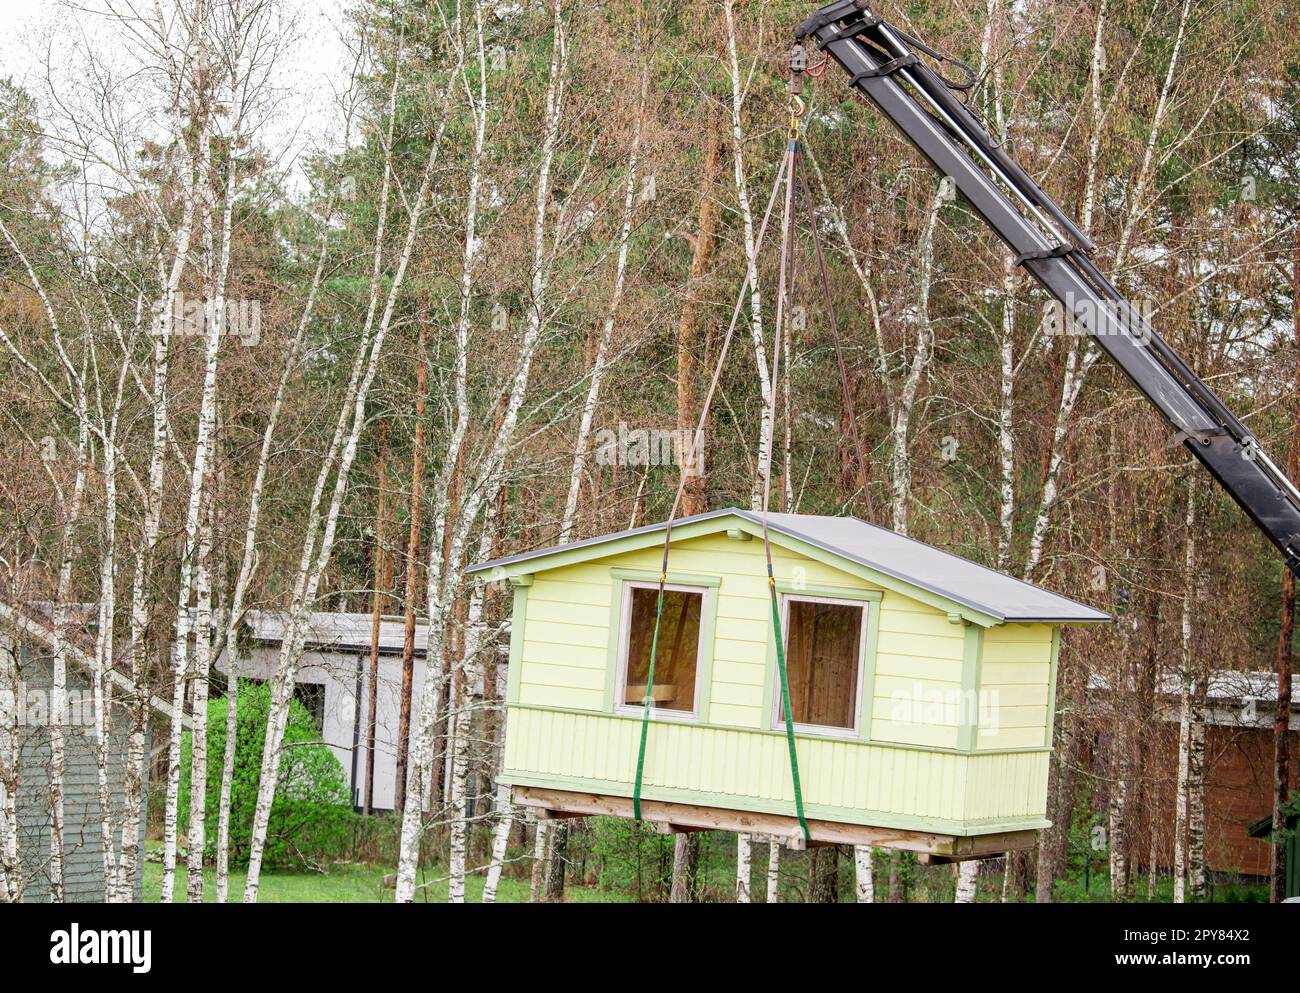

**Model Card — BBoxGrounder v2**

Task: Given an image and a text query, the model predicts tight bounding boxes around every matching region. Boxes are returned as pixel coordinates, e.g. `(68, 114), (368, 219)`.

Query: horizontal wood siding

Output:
(506, 528), (1058, 833)
(14, 654), (147, 903)
(518, 574), (609, 712)
(518, 532), (963, 741)
(976, 623), (1054, 750)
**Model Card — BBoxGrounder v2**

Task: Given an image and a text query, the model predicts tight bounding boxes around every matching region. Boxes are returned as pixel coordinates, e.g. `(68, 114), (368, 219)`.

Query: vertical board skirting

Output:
(502, 705), (1048, 826)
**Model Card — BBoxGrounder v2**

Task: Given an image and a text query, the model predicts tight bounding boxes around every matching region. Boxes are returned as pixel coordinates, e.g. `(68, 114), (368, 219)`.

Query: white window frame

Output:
(614, 580), (708, 722)
(772, 593), (869, 738)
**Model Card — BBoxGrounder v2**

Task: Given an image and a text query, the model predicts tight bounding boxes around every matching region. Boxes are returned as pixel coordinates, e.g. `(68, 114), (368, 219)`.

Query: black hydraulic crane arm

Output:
(796, 0), (1300, 577)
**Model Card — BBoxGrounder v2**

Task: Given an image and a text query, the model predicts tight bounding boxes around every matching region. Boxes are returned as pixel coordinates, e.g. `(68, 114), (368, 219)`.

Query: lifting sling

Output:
(631, 89), (875, 846)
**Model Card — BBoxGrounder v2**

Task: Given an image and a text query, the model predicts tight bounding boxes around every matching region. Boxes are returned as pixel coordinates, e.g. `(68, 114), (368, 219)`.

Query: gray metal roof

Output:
(469, 508), (1110, 624)
(242, 610), (429, 655)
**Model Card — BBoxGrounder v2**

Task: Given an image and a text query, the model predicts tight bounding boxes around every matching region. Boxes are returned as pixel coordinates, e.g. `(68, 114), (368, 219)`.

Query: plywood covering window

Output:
(618, 583), (704, 717)
(776, 595), (866, 733)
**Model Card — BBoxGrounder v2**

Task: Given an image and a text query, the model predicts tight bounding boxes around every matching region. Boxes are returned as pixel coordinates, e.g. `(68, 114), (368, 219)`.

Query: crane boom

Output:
(796, 0), (1300, 577)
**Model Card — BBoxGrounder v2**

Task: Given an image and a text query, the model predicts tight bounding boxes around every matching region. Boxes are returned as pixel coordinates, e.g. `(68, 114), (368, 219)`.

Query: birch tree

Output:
(242, 17), (460, 902)
(723, 0), (774, 511)
(443, 0), (571, 905)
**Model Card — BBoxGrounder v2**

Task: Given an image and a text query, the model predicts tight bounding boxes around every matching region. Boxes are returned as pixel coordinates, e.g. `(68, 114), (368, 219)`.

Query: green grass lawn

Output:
(142, 846), (627, 903)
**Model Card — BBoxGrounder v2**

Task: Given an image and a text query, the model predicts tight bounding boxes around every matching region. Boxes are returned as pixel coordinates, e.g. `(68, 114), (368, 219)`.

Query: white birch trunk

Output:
(449, 519), (502, 902)
(955, 861), (979, 903)
(92, 354), (131, 900)
(449, 6), (567, 898)
(0, 598), (23, 901)
(1024, 0), (1190, 579)
(1188, 673), (1208, 899)
(391, 10), (488, 903)
(558, 66), (646, 544)
(186, 481), (215, 903)
(213, 175), (338, 902)
(48, 398), (91, 903)
(242, 38), (457, 903)
(995, 256), (1017, 568)
(117, 179), (191, 896)
(482, 783), (513, 904)
(398, 0), (560, 904)
(1174, 484), (1196, 903)
(766, 840), (780, 903)
(1108, 734), (1129, 898)
(853, 845), (874, 903)
(735, 833), (752, 903)
(724, 0), (774, 510)
(162, 116), (223, 903)
(890, 184), (946, 535)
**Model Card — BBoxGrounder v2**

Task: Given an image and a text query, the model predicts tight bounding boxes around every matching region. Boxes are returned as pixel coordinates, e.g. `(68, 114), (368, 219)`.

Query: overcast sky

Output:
(0, 0), (357, 198)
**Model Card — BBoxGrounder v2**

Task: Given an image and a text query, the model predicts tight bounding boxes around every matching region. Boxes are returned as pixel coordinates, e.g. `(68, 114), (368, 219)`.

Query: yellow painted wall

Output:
(976, 623), (1055, 750)
(504, 528), (1058, 835)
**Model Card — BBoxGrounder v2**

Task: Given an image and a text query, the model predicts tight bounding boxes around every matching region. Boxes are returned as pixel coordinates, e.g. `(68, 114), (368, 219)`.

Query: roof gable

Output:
(469, 508), (1110, 626)
(0, 599), (185, 725)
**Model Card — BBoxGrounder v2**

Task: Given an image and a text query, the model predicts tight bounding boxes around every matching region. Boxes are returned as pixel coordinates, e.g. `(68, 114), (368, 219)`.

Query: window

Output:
(776, 596), (866, 732)
(618, 583), (704, 717)
(294, 682), (327, 734)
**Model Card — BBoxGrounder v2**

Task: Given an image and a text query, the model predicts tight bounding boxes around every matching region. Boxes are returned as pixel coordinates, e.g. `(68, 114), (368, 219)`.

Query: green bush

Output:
(179, 680), (353, 870)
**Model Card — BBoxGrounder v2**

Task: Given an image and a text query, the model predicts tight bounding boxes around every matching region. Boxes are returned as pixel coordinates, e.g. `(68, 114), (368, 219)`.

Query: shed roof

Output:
(0, 598), (186, 725)
(469, 508), (1110, 625)
(241, 610), (429, 656)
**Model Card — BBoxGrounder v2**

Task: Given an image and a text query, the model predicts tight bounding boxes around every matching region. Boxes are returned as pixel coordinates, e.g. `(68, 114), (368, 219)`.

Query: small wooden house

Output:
(1, 599), (181, 902)
(470, 509), (1108, 860)
(216, 611), (431, 811)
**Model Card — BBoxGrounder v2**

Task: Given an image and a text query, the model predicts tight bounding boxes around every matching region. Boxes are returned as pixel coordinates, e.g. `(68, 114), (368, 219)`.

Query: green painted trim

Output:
(725, 528), (751, 542)
(484, 517), (741, 580)
(505, 702), (1052, 755)
(761, 612), (778, 733)
(695, 588), (718, 724)
(602, 570), (721, 721)
(955, 623), (984, 753)
(761, 590), (880, 741)
(505, 585), (529, 706)
(610, 568), (721, 588)
(775, 582), (881, 603)
(859, 597), (882, 742)
(499, 769), (1052, 839)
(1044, 625), (1062, 749)
(602, 577), (623, 713)
(508, 575), (533, 587)
(481, 512), (1004, 627)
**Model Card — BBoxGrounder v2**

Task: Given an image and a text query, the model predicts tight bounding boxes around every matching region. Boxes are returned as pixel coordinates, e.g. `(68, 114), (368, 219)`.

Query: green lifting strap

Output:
(631, 574), (666, 822)
(767, 565), (811, 843)
(629, 565), (810, 844)
(631, 134), (812, 845)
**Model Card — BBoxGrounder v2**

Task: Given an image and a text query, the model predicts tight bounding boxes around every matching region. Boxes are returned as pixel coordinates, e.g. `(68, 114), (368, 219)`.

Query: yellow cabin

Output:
(469, 509), (1108, 861)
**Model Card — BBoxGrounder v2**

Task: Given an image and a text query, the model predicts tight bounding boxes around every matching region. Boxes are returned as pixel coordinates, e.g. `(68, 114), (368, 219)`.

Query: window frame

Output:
(771, 592), (870, 739)
(613, 579), (710, 723)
